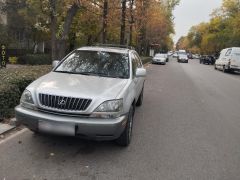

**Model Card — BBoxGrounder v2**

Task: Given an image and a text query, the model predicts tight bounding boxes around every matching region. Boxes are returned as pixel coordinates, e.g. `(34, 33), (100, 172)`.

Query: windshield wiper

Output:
(110, 76), (126, 79)
(55, 71), (96, 76)
(54, 70), (72, 74)
(77, 72), (96, 76)
(55, 71), (126, 78)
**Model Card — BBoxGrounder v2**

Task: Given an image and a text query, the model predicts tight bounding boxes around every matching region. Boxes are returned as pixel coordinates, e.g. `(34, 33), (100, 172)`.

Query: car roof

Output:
(77, 46), (131, 54)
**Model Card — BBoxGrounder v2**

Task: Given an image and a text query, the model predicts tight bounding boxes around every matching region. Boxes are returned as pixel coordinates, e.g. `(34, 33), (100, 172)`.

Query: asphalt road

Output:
(1, 58), (240, 180)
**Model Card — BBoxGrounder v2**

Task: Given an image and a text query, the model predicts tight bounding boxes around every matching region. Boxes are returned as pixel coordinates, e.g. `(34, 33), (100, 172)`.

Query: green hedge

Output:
(0, 65), (51, 119)
(18, 54), (51, 65)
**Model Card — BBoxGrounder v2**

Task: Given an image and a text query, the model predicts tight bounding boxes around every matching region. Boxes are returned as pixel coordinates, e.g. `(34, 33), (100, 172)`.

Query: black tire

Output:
(136, 88), (143, 107)
(116, 105), (134, 147)
(223, 66), (226, 73)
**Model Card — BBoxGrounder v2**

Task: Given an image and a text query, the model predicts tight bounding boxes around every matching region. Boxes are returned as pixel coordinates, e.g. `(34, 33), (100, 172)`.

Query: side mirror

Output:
(52, 60), (60, 68)
(136, 68), (146, 77)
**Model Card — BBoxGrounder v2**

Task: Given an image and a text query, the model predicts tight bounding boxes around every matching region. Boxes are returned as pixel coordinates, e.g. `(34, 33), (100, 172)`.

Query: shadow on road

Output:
(27, 132), (127, 158)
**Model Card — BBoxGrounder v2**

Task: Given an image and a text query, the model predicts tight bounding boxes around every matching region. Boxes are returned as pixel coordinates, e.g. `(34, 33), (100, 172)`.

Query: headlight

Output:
(95, 99), (123, 112)
(90, 99), (123, 118)
(20, 90), (36, 110)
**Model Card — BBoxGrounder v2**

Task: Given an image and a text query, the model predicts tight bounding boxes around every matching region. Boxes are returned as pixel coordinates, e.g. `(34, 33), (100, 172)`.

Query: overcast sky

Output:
(173, 0), (222, 44)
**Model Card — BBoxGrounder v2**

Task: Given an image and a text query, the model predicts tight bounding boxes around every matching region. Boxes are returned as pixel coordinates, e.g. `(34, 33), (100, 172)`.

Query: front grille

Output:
(39, 93), (92, 111)
(38, 108), (90, 117)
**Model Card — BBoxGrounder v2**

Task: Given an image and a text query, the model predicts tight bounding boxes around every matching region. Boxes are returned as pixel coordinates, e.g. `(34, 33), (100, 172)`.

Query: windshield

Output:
(178, 52), (187, 55)
(55, 50), (129, 79)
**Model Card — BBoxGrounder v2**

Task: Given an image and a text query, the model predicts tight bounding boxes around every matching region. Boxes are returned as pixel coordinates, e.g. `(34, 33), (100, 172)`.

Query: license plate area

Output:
(38, 120), (75, 136)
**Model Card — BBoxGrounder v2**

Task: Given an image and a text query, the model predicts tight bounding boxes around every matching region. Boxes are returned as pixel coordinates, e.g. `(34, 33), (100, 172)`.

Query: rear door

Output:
(131, 52), (144, 100)
(223, 48), (232, 66)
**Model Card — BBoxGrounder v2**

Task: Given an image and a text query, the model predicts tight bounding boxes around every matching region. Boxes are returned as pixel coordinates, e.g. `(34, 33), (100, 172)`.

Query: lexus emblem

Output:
(58, 99), (66, 105)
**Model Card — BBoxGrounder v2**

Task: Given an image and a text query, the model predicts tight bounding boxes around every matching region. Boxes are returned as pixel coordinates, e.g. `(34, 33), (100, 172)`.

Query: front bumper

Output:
(15, 105), (128, 140)
(152, 60), (166, 64)
(230, 65), (240, 71)
(178, 59), (188, 63)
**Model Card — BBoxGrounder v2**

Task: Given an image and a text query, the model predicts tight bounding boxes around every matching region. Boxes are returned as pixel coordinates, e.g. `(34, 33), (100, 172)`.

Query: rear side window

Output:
(131, 54), (137, 76)
(225, 49), (232, 56)
(133, 52), (143, 67)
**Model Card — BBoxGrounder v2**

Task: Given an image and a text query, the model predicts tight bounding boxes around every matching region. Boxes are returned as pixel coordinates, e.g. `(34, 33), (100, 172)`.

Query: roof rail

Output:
(94, 43), (135, 50)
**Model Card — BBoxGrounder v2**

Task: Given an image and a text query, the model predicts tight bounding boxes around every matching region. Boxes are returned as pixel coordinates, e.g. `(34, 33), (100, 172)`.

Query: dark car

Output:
(208, 55), (216, 65)
(188, 53), (193, 59)
(200, 55), (214, 65)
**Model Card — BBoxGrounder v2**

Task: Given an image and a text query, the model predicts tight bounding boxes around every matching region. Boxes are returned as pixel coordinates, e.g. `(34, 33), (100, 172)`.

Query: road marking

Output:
(0, 128), (28, 145)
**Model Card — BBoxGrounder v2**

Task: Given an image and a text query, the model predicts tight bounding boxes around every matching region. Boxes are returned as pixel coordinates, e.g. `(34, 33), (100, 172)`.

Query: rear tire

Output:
(116, 105), (134, 147)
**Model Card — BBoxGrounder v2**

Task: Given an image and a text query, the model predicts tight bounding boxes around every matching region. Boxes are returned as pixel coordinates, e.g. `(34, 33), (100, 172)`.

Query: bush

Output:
(0, 65), (52, 119)
(9, 57), (18, 64)
(18, 54), (51, 65)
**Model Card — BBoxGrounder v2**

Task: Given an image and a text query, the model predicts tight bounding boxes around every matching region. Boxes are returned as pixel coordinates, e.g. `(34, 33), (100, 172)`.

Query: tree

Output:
(120, 0), (127, 44)
(2, 0), (179, 58)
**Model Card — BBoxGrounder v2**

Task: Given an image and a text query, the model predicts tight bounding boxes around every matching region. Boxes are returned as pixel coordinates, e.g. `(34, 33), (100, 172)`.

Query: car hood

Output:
(28, 72), (129, 100)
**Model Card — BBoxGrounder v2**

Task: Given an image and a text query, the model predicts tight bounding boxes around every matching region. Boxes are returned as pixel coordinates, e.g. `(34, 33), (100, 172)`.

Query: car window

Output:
(55, 50), (129, 79)
(131, 53), (139, 77)
(225, 49), (232, 56)
(133, 52), (142, 68)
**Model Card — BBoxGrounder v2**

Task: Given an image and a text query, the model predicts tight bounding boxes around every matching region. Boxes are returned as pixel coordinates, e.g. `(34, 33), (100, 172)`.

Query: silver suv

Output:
(15, 46), (146, 146)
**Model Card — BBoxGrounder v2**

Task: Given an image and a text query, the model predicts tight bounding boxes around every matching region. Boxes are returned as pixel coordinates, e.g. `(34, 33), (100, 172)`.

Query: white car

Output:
(177, 52), (188, 63)
(152, 53), (168, 65)
(215, 47), (240, 73)
(173, 52), (179, 58)
(15, 45), (146, 146)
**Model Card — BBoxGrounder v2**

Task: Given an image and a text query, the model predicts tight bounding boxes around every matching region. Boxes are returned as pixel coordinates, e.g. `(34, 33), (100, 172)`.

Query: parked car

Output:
(173, 52), (179, 58)
(167, 51), (173, 57)
(193, 54), (200, 59)
(152, 53), (168, 64)
(187, 53), (193, 59)
(215, 47), (240, 73)
(177, 52), (188, 63)
(200, 55), (214, 65)
(15, 45), (146, 146)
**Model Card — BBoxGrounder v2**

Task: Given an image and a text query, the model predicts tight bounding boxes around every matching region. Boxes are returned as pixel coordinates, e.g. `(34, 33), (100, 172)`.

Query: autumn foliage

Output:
(176, 0), (240, 55)
(1, 0), (179, 58)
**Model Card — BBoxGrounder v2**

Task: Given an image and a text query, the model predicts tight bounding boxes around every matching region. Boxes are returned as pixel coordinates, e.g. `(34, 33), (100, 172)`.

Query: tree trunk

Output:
(137, 0), (148, 55)
(129, 0), (134, 46)
(102, 0), (108, 44)
(49, 1), (79, 60)
(50, 0), (57, 60)
(57, 3), (79, 59)
(120, 0), (127, 45)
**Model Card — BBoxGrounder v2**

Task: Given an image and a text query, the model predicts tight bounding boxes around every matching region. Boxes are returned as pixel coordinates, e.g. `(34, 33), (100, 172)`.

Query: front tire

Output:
(116, 105), (134, 147)
(223, 65), (226, 73)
